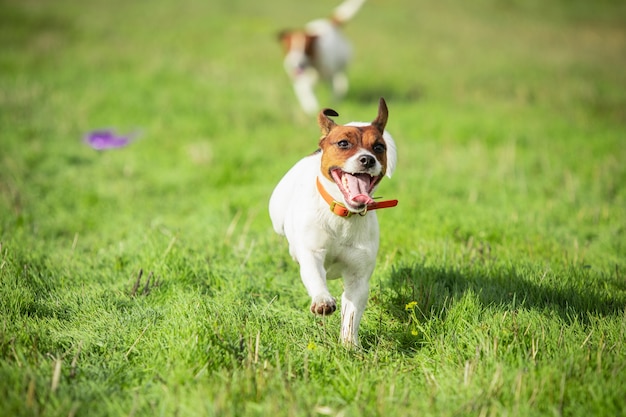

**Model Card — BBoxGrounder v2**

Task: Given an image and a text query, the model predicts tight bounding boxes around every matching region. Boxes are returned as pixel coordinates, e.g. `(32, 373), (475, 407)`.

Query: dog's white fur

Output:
(269, 99), (397, 346)
(279, 0), (366, 114)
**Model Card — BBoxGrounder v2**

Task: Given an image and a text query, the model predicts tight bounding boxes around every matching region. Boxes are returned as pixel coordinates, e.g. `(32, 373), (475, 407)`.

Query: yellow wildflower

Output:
(405, 301), (418, 311)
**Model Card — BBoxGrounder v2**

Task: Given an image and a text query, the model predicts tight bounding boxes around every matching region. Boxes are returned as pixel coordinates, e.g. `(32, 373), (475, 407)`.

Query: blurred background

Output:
(1, 0), (624, 263)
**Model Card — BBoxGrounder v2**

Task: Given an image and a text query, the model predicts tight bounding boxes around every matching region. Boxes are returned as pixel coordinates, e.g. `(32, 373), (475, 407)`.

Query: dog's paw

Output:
(310, 295), (337, 316)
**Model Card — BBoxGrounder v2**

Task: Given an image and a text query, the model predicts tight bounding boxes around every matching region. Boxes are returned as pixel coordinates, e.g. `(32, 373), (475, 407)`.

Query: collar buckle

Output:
(329, 200), (353, 217)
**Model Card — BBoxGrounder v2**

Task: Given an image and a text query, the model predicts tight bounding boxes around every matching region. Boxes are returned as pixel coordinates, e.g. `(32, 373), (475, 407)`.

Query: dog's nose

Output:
(359, 155), (376, 169)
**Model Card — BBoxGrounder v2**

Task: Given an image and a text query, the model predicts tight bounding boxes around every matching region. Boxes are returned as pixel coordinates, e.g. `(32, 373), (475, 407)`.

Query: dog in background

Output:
(269, 98), (398, 346)
(278, 0), (367, 114)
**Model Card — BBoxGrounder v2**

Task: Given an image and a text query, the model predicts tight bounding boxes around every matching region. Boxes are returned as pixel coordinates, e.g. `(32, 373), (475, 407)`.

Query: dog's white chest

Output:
(269, 152), (379, 272)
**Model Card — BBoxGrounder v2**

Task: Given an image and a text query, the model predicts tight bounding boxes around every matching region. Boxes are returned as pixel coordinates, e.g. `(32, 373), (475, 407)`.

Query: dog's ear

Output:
(318, 108), (339, 135)
(371, 98), (388, 133)
(277, 30), (292, 52)
(277, 29), (291, 42)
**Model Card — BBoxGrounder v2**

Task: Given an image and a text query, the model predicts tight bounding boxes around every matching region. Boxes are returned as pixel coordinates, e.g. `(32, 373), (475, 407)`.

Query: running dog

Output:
(269, 98), (398, 346)
(278, 0), (367, 114)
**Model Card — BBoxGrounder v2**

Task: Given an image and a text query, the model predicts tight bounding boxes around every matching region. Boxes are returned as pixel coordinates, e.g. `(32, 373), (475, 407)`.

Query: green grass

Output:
(1, 0), (625, 415)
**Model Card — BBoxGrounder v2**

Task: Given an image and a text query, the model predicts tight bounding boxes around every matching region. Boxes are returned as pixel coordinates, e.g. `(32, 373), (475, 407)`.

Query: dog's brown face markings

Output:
(316, 98), (390, 210)
(278, 30), (316, 54)
(278, 30), (318, 71)
(318, 124), (389, 180)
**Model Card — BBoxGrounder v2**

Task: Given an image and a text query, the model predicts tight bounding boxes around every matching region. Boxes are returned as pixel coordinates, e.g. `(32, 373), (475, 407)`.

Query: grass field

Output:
(1, 0), (625, 415)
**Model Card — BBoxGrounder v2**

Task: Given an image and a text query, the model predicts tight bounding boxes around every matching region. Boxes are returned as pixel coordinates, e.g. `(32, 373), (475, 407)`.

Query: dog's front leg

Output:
(340, 275), (370, 347)
(292, 75), (319, 115)
(297, 251), (336, 315)
(331, 72), (349, 99)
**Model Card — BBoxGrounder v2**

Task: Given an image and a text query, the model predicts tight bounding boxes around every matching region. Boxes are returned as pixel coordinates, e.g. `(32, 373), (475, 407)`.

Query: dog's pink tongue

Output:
(345, 174), (375, 205)
(352, 194), (373, 205)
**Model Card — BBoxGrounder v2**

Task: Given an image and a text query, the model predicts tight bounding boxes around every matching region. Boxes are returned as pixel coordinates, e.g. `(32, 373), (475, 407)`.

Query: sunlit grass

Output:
(1, 0), (625, 416)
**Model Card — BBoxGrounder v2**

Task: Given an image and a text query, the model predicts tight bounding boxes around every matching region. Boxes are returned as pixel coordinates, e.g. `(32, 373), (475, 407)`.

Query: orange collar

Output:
(316, 177), (398, 217)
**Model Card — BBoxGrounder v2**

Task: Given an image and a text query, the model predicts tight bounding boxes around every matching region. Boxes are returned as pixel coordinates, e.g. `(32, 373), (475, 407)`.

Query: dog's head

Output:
(318, 98), (397, 213)
(278, 30), (317, 77)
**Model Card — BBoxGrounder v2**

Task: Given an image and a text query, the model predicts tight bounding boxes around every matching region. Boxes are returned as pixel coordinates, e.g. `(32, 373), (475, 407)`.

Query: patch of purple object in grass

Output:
(84, 129), (136, 150)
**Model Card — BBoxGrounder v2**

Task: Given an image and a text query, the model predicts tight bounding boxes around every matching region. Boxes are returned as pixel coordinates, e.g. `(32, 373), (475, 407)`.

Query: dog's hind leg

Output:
(340, 275), (370, 347)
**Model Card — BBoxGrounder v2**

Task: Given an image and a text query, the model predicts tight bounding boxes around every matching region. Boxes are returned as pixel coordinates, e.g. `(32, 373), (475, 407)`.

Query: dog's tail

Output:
(331, 0), (367, 25)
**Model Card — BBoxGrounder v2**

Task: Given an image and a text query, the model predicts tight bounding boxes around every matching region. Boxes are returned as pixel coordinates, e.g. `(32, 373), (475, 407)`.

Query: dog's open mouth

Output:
(331, 169), (381, 209)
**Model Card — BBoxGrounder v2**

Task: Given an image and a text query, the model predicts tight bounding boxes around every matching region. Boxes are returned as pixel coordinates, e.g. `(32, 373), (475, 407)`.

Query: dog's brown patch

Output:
(278, 30), (317, 61)
(317, 98), (390, 182)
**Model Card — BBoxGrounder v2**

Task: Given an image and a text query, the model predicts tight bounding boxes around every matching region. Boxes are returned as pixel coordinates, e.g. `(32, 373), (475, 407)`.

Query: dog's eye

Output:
(337, 140), (351, 149)
(373, 143), (386, 154)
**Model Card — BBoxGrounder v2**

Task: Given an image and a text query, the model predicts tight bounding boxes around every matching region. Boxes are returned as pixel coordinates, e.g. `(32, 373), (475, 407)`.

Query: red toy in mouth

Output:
(330, 168), (381, 209)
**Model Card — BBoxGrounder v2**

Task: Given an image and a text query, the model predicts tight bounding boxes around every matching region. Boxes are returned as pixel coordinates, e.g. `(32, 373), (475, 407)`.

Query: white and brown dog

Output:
(278, 0), (367, 114)
(269, 98), (398, 346)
